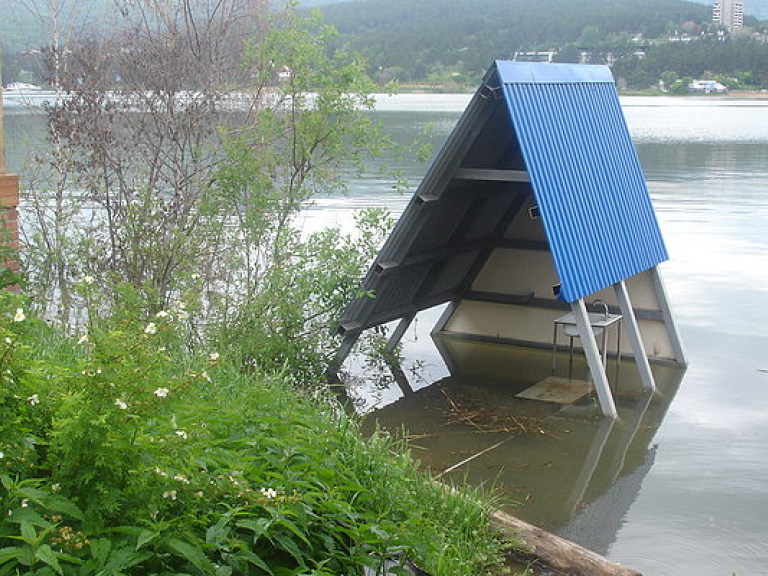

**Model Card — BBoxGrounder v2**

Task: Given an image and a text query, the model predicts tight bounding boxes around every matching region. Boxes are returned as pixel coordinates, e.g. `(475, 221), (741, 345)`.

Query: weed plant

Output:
(0, 289), (508, 576)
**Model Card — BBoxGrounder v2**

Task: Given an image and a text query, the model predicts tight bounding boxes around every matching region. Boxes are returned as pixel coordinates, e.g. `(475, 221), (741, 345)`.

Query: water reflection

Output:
(356, 337), (684, 545)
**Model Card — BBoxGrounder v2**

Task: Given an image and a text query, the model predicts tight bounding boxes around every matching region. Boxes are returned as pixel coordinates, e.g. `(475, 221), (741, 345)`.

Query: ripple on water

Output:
(612, 517), (768, 576)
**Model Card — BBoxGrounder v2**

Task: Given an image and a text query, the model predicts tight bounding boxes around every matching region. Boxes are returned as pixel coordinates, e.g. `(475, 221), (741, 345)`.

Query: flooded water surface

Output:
(6, 95), (768, 575)
(338, 95), (768, 576)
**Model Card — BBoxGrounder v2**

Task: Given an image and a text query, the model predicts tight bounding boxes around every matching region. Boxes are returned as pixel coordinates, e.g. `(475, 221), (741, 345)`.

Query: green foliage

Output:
(16, 1), (397, 389)
(321, 0), (715, 83)
(211, 210), (392, 384)
(0, 297), (506, 576)
(0, 241), (20, 292)
(613, 37), (768, 90)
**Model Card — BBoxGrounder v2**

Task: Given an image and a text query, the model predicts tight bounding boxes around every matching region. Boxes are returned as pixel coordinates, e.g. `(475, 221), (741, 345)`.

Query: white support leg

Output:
(613, 280), (656, 392)
(571, 298), (618, 419)
(648, 266), (688, 366)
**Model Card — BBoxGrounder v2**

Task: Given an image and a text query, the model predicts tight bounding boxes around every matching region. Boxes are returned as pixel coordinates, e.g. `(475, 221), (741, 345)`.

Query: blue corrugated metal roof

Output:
(336, 60), (670, 337)
(498, 61), (668, 302)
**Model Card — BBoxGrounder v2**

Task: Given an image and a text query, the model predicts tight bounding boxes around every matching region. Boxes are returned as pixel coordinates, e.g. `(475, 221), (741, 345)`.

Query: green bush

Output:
(0, 293), (506, 576)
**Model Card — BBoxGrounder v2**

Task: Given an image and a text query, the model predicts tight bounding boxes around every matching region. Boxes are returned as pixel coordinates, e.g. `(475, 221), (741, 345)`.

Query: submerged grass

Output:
(0, 293), (511, 576)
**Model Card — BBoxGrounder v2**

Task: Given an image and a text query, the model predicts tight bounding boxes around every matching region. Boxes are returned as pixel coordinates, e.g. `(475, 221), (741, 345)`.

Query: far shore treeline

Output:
(3, 0), (768, 92)
(319, 0), (768, 91)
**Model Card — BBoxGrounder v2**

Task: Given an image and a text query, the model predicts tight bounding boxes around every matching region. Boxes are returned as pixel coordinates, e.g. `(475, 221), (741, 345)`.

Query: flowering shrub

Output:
(0, 293), (505, 576)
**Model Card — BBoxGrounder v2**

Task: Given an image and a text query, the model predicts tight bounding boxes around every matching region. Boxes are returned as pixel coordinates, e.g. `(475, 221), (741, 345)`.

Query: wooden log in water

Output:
(491, 510), (642, 576)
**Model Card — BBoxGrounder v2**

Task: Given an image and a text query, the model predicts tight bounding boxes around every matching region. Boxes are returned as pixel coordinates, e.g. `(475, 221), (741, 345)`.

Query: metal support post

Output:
(385, 313), (415, 355)
(648, 266), (688, 366)
(571, 298), (618, 419)
(613, 280), (656, 392)
(327, 332), (361, 375)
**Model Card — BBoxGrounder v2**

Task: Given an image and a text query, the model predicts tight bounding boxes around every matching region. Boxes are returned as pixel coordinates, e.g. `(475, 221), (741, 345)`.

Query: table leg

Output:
(551, 323), (559, 374)
(601, 327), (608, 369)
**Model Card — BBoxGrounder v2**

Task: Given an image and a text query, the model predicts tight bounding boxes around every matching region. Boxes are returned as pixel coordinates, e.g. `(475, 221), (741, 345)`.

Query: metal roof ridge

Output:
(495, 60), (614, 84)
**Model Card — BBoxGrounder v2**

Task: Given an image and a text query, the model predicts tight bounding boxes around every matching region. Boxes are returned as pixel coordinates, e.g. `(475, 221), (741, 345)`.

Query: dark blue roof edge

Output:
(495, 60), (614, 84)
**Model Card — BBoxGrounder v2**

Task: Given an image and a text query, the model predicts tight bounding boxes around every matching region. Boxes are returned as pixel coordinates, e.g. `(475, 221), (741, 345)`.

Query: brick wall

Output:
(0, 173), (20, 274)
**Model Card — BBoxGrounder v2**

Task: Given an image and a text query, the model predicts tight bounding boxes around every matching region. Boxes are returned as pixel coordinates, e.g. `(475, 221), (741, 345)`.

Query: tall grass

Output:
(0, 290), (510, 575)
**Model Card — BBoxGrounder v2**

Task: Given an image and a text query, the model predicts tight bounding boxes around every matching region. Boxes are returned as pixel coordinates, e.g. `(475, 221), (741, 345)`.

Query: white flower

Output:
(176, 310), (189, 321)
(208, 352), (220, 362)
(173, 474), (190, 484)
(20, 499), (29, 508)
(175, 430), (188, 440)
(13, 308), (25, 322)
(260, 487), (278, 499)
(115, 398), (128, 410)
(155, 310), (170, 318)
(51, 483), (61, 492)
(154, 387), (170, 398)
(83, 275), (95, 285)
(201, 371), (211, 382)
(4, 337), (12, 345)
(162, 490), (177, 500)
(0, 451), (4, 459)
(144, 322), (158, 335)
(77, 333), (88, 345)
(27, 394), (40, 406)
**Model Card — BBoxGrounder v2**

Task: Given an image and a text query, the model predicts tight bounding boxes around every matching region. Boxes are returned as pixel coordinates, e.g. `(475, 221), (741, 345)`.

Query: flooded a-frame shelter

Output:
(333, 61), (686, 418)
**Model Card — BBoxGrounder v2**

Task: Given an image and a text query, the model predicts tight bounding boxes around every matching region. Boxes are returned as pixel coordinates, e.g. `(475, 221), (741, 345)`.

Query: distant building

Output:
(713, 0), (744, 31)
(688, 79), (729, 93)
(512, 51), (556, 63)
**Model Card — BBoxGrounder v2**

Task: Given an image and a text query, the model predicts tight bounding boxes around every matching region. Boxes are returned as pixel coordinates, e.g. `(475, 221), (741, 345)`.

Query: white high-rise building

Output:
(713, 0), (744, 31)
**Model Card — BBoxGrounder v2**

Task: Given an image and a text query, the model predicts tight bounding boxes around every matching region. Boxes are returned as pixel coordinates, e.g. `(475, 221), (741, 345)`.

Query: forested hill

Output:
(318, 0), (768, 88)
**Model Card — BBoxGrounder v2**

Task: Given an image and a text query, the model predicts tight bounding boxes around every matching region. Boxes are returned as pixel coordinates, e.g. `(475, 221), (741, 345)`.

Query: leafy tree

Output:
(660, 70), (679, 87)
(20, 0), (394, 380)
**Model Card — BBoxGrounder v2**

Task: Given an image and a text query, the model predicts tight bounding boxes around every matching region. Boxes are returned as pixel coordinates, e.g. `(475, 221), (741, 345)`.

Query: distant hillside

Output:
(690, 0), (768, 19)
(0, 0), (114, 53)
(319, 0), (722, 83)
(3, 0), (767, 88)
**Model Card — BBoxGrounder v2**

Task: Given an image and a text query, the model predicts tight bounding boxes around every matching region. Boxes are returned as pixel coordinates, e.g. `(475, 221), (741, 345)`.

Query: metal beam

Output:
(454, 168), (531, 183)
(571, 298), (618, 419)
(613, 280), (656, 392)
(385, 313), (415, 354)
(327, 332), (360, 375)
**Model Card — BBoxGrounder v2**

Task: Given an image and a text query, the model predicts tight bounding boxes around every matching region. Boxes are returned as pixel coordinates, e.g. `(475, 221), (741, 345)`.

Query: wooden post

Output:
(0, 175), (19, 276)
(0, 78), (5, 171)
(1, 53), (21, 277)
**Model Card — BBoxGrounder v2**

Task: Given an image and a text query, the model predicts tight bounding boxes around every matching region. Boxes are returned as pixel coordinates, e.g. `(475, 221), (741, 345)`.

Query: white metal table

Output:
(551, 311), (622, 375)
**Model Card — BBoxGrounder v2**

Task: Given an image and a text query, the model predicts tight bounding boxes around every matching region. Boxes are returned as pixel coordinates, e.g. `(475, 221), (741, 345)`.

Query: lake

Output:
(5, 94), (768, 575)
(322, 94), (768, 576)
